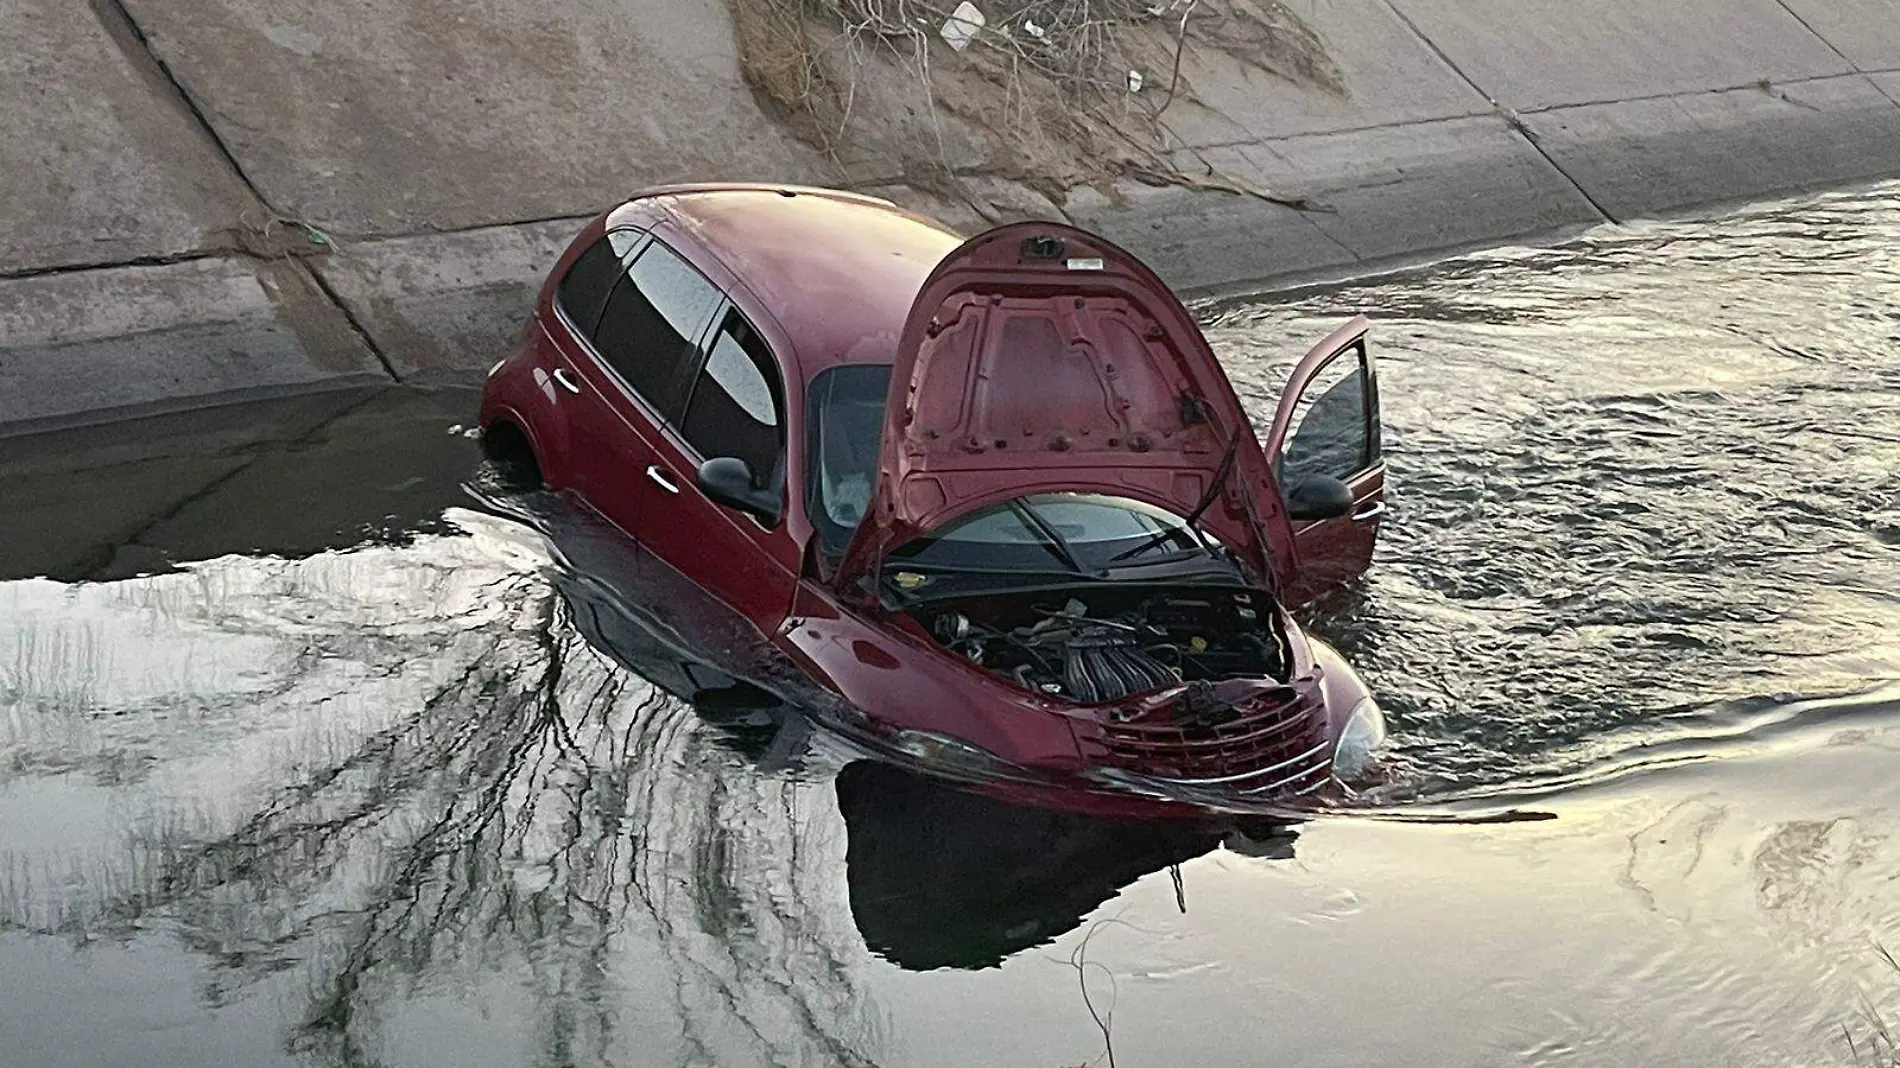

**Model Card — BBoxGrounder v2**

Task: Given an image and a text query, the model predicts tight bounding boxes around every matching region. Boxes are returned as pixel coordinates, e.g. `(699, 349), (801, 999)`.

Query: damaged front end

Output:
(908, 585), (1286, 704)
(900, 576), (1337, 798)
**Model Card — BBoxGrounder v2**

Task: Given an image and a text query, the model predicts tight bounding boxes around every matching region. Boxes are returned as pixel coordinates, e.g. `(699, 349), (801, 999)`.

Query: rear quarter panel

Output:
(480, 315), (578, 489)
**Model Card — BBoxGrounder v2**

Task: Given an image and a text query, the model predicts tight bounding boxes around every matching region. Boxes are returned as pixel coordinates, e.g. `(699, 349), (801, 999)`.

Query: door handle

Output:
(646, 465), (680, 494)
(551, 368), (582, 395)
(1351, 501), (1387, 523)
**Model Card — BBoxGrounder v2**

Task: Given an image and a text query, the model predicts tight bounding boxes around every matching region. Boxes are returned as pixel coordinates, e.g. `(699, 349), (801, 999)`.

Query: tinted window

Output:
(680, 311), (783, 487)
(554, 237), (625, 335)
(806, 364), (891, 553)
(592, 241), (722, 418)
(1280, 347), (1374, 489)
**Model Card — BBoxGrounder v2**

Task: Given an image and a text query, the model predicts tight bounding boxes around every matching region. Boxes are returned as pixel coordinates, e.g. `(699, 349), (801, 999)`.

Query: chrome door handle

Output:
(1351, 501), (1387, 523)
(551, 368), (582, 394)
(645, 465), (680, 494)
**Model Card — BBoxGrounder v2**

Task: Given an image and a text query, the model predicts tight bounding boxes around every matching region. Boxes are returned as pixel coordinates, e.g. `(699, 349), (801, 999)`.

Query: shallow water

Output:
(2, 181), (1898, 1067)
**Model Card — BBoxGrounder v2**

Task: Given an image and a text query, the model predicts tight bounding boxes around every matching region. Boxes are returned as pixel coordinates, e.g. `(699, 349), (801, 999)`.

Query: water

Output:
(2, 181), (1897, 1067)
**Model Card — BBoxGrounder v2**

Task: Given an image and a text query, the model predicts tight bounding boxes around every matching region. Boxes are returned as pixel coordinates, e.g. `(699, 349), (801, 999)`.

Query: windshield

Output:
(806, 364), (891, 554)
(889, 494), (1215, 574)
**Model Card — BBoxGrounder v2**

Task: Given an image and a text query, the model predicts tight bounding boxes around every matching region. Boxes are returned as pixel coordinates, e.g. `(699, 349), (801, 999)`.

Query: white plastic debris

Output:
(1022, 17), (1045, 39)
(940, 2), (985, 51)
(1126, 68), (1145, 92)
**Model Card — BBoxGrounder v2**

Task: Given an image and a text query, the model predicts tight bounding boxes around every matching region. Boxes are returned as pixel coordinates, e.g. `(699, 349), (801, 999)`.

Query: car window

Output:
(680, 310), (783, 486)
(591, 240), (723, 420)
(554, 236), (626, 336)
(1279, 346), (1374, 489)
(607, 228), (644, 258)
(806, 364), (892, 553)
(892, 494), (1209, 572)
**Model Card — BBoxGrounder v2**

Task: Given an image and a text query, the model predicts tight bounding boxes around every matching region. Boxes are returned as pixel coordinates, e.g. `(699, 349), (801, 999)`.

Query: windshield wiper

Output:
(1108, 427), (1244, 563)
(1009, 499), (1087, 575)
(1104, 547), (1236, 570)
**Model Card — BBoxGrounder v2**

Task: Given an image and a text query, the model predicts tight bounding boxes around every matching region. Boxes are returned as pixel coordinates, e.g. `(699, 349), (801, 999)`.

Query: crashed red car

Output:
(479, 184), (1390, 801)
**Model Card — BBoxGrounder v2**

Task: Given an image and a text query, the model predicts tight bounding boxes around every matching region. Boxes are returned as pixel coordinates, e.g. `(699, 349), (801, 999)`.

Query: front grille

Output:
(1080, 684), (1332, 795)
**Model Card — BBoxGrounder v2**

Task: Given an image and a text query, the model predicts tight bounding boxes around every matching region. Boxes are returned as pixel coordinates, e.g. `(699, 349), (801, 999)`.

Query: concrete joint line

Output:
(1513, 68), (1900, 116)
(0, 250), (218, 283)
(296, 260), (404, 384)
(1769, 0), (1857, 70)
(87, 0), (400, 382)
(1378, 0), (1619, 226)
(88, 0), (270, 210)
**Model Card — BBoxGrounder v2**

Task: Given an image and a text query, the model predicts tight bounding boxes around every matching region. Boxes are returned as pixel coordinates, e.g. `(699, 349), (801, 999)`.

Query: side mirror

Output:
(1286, 474), (1354, 521)
(697, 457), (781, 524)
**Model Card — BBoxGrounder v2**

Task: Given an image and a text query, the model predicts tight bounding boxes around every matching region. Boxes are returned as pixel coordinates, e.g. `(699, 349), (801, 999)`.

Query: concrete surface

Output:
(311, 220), (584, 378)
(1524, 75), (1900, 221)
(1063, 183), (1358, 298)
(1203, 115), (1603, 267)
(1165, 0), (1490, 147)
(114, 0), (829, 236)
(1876, 72), (1900, 107)
(2, 0), (1899, 433)
(0, 0), (247, 271)
(1383, 0), (1855, 111)
(1780, 0), (1900, 72)
(0, 257), (384, 432)
(1078, 111), (1609, 295)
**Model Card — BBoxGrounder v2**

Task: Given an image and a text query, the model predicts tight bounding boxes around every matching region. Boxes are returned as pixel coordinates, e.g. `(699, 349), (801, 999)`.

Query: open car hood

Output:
(834, 222), (1296, 598)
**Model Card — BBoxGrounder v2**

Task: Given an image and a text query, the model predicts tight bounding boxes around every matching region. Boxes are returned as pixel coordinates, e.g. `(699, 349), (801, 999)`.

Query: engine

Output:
(915, 589), (1288, 704)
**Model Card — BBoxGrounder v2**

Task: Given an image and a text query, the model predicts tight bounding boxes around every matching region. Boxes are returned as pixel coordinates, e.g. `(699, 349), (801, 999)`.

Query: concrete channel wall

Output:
(3, 0), (1899, 434)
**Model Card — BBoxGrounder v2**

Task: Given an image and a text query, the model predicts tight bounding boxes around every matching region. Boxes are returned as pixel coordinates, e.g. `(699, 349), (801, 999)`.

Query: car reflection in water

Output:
(835, 760), (1296, 972)
(1, 474), (1307, 1066)
(528, 484), (1307, 973)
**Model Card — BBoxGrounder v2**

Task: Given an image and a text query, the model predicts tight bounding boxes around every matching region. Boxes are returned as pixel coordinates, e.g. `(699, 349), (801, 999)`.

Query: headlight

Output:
(1331, 696), (1388, 780)
(888, 730), (1026, 780)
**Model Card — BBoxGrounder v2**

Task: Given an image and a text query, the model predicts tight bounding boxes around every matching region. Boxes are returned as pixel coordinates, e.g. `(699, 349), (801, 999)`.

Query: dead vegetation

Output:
(729, 0), (1345, 220)
(1848, 944), (1900, 1066)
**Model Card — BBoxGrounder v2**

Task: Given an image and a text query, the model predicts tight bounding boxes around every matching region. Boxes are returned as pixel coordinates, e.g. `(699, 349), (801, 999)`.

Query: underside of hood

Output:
(834, 223), (1295, 597)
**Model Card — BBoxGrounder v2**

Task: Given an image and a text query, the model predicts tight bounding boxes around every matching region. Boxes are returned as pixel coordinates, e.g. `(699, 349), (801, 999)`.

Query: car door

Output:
(570, 236), (725, 535)
(639, 301), (800, 629)
(538, 227), (652, 500)
(1261, 316), (1384, 607)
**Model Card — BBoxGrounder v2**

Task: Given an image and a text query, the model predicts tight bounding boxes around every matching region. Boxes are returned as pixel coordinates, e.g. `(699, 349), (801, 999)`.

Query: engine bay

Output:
(910, 586), (1290, 704)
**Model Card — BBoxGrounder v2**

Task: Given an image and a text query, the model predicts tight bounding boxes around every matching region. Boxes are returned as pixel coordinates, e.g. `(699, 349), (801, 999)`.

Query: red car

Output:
(479, 184), (1389, 803)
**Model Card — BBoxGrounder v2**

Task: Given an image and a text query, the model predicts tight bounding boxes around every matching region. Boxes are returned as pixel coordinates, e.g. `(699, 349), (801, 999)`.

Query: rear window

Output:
(554, 237), (625, 335)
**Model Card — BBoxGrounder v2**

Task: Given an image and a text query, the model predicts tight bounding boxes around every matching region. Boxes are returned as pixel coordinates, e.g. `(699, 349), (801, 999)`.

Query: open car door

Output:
(1261, 316), (1384, 607)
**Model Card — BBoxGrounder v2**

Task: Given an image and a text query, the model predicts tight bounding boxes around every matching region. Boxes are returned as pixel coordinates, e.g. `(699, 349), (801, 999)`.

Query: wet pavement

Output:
(2, 181), (1898, 1067)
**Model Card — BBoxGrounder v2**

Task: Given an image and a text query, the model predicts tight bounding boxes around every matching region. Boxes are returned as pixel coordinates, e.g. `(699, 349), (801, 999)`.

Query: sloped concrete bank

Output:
(3, 0), (1899, 435)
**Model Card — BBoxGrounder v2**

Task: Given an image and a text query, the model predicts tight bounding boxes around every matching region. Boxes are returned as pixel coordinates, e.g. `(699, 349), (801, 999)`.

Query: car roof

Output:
(625, 185), (965, 380)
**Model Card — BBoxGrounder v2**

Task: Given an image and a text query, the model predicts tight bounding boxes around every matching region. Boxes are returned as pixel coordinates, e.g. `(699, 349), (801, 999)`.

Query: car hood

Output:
(833, 222), (1295, 597)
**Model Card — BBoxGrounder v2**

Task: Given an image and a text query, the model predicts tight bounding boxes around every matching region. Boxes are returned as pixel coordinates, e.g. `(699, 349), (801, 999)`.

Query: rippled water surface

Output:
(2, 182), (1897, 1068)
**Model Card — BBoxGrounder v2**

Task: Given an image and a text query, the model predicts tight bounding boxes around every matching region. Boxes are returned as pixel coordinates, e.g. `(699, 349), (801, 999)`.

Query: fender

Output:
(479, 315), (577, 490)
